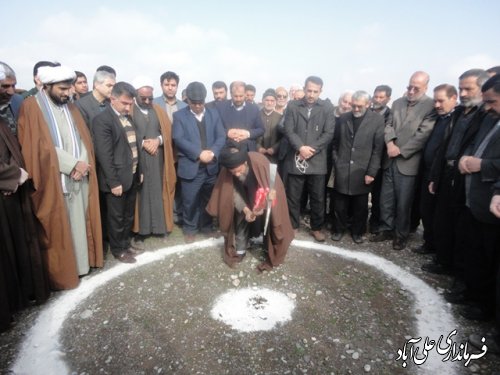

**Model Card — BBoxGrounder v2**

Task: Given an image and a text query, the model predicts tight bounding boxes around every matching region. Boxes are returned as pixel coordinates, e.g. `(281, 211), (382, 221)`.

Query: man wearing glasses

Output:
(371, 71), (436, 250)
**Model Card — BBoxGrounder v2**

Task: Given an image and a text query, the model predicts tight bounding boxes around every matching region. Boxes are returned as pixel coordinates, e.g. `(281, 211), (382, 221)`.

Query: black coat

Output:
(332, 111), (385, 195)
(91, 107), (139, 192)
(283, 98), (335, 175)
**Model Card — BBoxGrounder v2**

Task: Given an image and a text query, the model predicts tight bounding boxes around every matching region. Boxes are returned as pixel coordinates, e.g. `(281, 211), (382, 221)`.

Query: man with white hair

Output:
(17, 65), (103, 289)
(130, 76), (176, 243)
(331, 90), (385, 243)
(0, 61), (23, 134)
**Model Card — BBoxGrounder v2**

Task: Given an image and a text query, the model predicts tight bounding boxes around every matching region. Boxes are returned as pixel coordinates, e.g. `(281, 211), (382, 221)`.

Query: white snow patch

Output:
(210, 288), (295, 332)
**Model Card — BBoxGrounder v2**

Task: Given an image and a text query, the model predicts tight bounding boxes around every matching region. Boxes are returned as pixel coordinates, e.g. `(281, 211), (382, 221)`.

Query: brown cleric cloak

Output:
(17, 96), (103, 290)
(0, 119), (50, 332)
(206, 152), (294, 268)
(132, 104), (176, 233)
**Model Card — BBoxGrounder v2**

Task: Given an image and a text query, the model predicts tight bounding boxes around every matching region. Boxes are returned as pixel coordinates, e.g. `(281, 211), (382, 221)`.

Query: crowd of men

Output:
(1, 60), (500, 354)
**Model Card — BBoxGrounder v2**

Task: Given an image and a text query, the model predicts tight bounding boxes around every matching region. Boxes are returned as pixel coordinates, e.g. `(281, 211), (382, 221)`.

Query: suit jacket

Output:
(332, 111), (385, 195)
(92, 106), (138, 192)
(465, 114), (500, 224)
(172, 107), (226, 179)
(283, 98), (335, 175)
(383, 95), (436, 175)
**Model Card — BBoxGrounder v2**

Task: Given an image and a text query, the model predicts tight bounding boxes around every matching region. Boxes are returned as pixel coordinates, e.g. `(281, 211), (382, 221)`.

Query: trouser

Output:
(333, 191), (368, 236)
(286, 174), (325, 230)
(379, 161), (416, 240)
(180, 168), (216, 235)
(105, 182), (138, 256)
(369, 168), (383, 233)
(461, 208), (500, 314)
(234, 209), (250, 254)
(419, 174), (436, 247)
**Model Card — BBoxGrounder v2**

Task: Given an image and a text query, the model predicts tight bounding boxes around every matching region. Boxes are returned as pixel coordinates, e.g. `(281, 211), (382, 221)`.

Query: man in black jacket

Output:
(283, 76), (335, 242)
(92, 82), (142, 263)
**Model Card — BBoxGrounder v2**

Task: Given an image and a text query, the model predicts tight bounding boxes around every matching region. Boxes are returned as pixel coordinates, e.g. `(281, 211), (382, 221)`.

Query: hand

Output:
(111, 185), (123, 196)
(140, 174), (144, 184)
(268, 189), (276, 201)
(243, 206), (256, 222)
(459, 156), (481, 174)
(143, 138), (160, 155)
(386, 141), (400, 158)
(199, 150), (214, 164)
(428, 181), (435, 195)
(71, 161), (91, 181)
(18, 167), (29, 185)
(266, 148), (274, 156)
(258, 147), (266, 154)
(227, 128), (250, 142)
(490, 194), (500, 218)
(364, 175), (375, 185)
(299, 145), (315, 160)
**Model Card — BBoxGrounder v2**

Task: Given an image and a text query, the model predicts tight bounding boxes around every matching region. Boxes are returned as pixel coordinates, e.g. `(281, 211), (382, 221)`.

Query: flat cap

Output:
(186, 81), (207, 102)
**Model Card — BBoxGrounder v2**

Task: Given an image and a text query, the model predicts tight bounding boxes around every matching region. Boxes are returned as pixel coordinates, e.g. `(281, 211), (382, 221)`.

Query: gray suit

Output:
(379, 94), (436, 241)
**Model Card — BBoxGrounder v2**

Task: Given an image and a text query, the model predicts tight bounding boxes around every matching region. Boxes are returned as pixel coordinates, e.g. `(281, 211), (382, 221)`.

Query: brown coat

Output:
(206, 152), (293, 267)
(17, 97), (103, 290)
(132, 104), (176, 233)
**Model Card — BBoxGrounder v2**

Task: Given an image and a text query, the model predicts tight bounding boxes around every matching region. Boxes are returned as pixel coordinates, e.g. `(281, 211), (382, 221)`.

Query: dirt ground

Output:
(1, 225), (500, 375)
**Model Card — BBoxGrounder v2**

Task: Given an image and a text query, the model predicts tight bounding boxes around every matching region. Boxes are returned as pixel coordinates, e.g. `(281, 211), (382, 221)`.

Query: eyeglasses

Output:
(139, 96), (154, 102)
(407, 86), (421, 93)
(276, 94), (288, 99)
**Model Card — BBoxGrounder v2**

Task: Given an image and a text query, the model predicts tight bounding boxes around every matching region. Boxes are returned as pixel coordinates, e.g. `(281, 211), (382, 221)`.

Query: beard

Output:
(47, 89), (69, 105)
(460, 96), (482, 108)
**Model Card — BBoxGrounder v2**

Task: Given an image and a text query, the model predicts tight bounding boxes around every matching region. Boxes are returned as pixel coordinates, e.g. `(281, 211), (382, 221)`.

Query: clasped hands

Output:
(143, 137), (160, 156)
(71, 161), (91, 181)
(228, 128), (250, 142)
(458, 155), (481, 174)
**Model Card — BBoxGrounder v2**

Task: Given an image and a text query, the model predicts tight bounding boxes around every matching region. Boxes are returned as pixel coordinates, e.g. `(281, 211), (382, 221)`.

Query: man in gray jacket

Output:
(371, 71), (436, 250)
(283, 76), (335, 242)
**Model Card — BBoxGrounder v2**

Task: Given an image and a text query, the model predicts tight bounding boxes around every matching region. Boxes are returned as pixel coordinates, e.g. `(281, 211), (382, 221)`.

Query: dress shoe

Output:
(310, 230), (326, 242)
(411, 243), (435, 255)
(130, 238), (146, 251)
(352, 234), (364, 244)
(330, 232), (344, 241)
(392, 238), (407, 251)
(184, 234), (196, 243)
(468, 334), (500, 354)
(127, 247), (145, 256)
(421, 262), (452, 275)
(114, 252), (137, 264)
(369, 231), (392, 242)
(460, 306), (493, 322)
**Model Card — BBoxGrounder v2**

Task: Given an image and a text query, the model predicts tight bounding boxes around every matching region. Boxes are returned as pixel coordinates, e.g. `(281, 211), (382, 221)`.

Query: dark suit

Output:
(283, 98), (335, 230)
(332, 111), (384, 235)
(92, 107), (139, 256)
(172, 107), (226, 234)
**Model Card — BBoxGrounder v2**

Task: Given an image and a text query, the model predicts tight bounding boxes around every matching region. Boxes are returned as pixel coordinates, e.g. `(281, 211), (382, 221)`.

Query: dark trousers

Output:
(173, 163), (183, 225)
(419, 173), (436, 247)
(105, 183), (137, 256)
(234, 209), (250, 253)
(379, 161), (417, 240)
(287, 174), (325, 230)
(369, 168), (383, 233)
(433, 168), (465, 274)
(461, 208), (500, 314)
(333, 191), (368, 236)
(180, 168), (216, 235)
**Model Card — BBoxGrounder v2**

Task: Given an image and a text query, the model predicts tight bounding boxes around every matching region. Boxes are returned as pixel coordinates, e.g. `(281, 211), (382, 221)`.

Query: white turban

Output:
(0, 65), (6, 81)
(38, 65), (76, 84)
(132, 75), (155, 90)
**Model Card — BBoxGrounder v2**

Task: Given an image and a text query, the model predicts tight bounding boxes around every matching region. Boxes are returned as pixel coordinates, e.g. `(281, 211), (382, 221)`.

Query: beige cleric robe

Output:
(17, 96), (103, 290)
(132, 104), (176, 233)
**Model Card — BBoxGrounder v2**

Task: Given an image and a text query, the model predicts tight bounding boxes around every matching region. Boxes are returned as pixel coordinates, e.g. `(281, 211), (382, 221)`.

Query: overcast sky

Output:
(3, 0), (499, 103)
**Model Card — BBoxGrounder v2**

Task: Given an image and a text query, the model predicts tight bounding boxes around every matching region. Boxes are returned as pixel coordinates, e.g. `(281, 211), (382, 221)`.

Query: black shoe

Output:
(460, 306), (493, 322)
(330, 232), (344, 241)
(468, 334), (500, 354)
(411, 243), (435, 255)
(392, 238), (407, 250)
(369, 231), (392, 242)
(352, 234), (364, 244)
(421, 262), (453, 275)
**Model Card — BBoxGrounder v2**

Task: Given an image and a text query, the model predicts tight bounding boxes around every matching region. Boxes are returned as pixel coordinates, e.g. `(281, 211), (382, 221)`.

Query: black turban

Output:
(218, 141), (248, 169)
